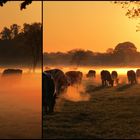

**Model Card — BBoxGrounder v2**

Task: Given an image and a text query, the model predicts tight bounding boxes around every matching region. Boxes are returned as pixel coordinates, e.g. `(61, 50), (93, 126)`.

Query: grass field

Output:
(43, 76), (140, 139)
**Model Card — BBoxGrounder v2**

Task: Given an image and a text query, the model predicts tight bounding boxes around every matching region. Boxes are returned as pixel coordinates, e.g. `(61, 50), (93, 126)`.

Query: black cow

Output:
(44, 69), (68, 95)
(136, 69), (140, 78)
(43, 72), (56, 114)
(86, 70), (96, 78)
(1, 69), (23, 84)
(65, 71), (83, 86)
(101, 70), (113, 87)
(2, 69), (22, 76)
(127, 70), (137, 84)
(111, 71), (119, 85)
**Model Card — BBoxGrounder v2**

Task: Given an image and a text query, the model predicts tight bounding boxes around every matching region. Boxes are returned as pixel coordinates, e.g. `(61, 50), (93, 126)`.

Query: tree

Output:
(70, 49), (88, 66)
(114, 1), (140, 31)
(0, 27), (12, 40)
(0, 0), (32, 10)
(114, 41), (137, 64)
(0, 23), (42, 69)
(114, 1), (140, 18)
(114, 42), (137, 53)
(23, 23), (42, 72)
(10, 24), (20, 39)
(106, 48), (114, 54)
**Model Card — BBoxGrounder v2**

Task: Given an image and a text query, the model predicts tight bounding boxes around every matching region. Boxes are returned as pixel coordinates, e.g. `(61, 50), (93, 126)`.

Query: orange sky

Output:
(44, 1), (140, 53)
(0, 1), (41, 31)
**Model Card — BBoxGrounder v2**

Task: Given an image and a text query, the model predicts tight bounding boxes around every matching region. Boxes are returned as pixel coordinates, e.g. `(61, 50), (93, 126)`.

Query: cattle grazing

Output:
(1, 69), (23, 84)
(44, 69), (68, 95)
(111, 71), (119, 85)
(136, 69), (140, 78)
(86, 70), (96, 78)
(65, 71), (83, 86)
(127, 70), (137, 84)
(43, 72), (56, 114)
(2, 69), (22, 76)
(101, 70), (113, 87)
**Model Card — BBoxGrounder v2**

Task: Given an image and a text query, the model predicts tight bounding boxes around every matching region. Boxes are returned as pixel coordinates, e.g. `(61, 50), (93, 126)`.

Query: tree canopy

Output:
(114, 1), (140, 31)
(114, 1), (140, 18)
(0, 23), (42, 71)
(0, 0), (32, 10)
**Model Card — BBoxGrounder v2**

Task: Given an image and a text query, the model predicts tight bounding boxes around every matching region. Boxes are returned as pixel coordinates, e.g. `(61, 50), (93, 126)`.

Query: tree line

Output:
(0, 23), (42, 72)
(44, 42), (140, 67)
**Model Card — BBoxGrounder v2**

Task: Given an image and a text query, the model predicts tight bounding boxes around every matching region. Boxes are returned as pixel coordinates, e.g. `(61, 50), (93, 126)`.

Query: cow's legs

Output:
(104, 80), (107, 86)
(102, 80), (104, 86)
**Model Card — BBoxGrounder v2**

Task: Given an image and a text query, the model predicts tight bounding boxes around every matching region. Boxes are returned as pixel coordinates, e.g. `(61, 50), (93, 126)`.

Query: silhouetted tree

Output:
(70, 49), (88, 66)
(0, 0), (32, 10)
(106, 48), (114, 54)
(10, 24), (20, 39)
(0, 23), (42, 70)
(44, 42), (140, 67)
(0, 27), (12, 40)
(23, 23), (42, 72)
(114, 1), (140, 18)
(114, 42), (137, 54)
(114, 42), (137, 64)
(114, 1), (140, 31)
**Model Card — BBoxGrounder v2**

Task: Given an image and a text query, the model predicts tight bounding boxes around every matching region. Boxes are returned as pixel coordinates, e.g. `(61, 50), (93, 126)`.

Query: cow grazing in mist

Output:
(65, 71), (83, 86)
(101, 70), (113, 87)
(127, 70), (137, 85)
(136, 69), (140, 78)
(44, 69), (68, 95)
(1, 69), (23, 84)
(86, 70), (96, 78)
(43, 72), (56, 114)
(111, 71), (119, 85)
(2, 69), (22, 76)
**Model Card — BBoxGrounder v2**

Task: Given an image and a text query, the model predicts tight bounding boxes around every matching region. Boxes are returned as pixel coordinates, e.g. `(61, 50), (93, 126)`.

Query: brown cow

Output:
(127, 70), (137, 84)
(45, 69), (68, 95)
(65, 71), (83, 86)
(101, 70), (113, 87)
(86, 70), (96, 78)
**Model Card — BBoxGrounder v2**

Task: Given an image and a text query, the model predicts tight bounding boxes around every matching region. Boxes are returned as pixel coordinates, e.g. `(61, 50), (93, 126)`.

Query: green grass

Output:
(43, 80), (140, 139)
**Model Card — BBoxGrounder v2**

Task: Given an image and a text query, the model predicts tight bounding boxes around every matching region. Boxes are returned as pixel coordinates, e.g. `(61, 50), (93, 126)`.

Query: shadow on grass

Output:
(116, 84), (135, 92)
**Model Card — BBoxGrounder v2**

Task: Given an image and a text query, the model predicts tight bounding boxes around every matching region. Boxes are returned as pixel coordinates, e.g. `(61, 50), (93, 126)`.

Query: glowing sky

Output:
(0, 1), (41, 31)
(44, 1), (140, 53)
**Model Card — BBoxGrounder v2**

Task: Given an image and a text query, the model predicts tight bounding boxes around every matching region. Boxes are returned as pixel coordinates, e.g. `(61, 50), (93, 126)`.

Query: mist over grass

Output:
(43, 75), (140, 139)
(0, 73), (41, 139)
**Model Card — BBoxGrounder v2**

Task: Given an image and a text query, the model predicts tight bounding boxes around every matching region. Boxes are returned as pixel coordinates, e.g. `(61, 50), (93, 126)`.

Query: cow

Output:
(101, 70), (113, 87)
(86, 70), (96, 78)
(2, 69), (22, 76)
(65, 71), (83, 86)
(111, 71), (119, 85)
(43, 72), (56, 114)
(127, 70), (137, 84)
(1, 69), (23, 84)
(136, 69), (140, 78)
(44, 69), (68, 95)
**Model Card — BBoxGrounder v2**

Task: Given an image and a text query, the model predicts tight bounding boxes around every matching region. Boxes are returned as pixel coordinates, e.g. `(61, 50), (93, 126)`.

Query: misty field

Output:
(0, 72), (41, 139)
(43, 75), (140, 139)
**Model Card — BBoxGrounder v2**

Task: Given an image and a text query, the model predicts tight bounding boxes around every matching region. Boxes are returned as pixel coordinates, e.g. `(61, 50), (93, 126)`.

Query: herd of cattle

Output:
(0, 68), (139, 114)
(43, 68), (140, 114)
